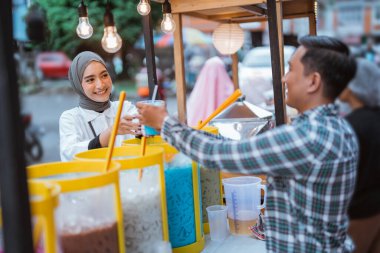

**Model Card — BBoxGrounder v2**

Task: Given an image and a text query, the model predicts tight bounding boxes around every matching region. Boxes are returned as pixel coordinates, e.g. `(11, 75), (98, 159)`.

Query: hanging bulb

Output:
(102, 1), (122, 53)
(137, 0), (151, 16)
(161, 0), (175, 33)
(77, 17), (93, 39)
(76, 0), (93, 39)
(101, 26), (122, 53)
(161, 13), (176, 33)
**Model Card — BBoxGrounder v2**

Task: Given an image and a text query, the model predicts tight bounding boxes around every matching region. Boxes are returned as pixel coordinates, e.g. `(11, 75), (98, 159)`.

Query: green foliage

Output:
(35, 0), (162, 58)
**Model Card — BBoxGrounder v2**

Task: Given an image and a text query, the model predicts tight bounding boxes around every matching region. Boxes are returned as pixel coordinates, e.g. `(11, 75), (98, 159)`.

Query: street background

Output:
(15, 0), (380, 164)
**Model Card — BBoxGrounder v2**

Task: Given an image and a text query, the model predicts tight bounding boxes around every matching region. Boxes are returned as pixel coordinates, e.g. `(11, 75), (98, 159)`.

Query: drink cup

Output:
(139, 100), (165, 136)
(206, 205), (229, 242)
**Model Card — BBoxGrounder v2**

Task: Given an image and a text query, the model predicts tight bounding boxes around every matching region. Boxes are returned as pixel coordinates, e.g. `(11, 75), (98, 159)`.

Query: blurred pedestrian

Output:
(136, 57), (165, 100)
(361, 37), (378, 64)
(186, 56), (234, 127)
(137, 36), (359, 252)
(112, 52), (123, 76)
(339, 58), (380, 253)
(59, 51), (140, 161)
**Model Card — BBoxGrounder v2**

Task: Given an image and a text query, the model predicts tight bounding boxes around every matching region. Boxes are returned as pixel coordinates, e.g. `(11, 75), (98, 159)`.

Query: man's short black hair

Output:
(298, 35), (357, 100)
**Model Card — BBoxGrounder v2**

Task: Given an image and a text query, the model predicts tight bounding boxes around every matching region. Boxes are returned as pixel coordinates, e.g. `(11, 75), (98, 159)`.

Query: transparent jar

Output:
(75, 146), (169, 253)
(197, 126), (223, 234)
(123, 137), (205, 253)
(28, 181), (60, 253)
(28, 160), (124, 253)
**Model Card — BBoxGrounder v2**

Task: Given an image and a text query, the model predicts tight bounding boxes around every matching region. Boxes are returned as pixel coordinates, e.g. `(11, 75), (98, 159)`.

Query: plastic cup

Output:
(140, 100), (165, 136)
(206, 205), (229, 242)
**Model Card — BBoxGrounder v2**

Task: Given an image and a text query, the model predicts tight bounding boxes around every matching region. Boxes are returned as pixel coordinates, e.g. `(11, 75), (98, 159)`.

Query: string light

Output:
(314, 0), (318, 24)
(137, 0), (151, 16)
(101, 1), (122, 53)
(161, 0), (175, 33)
(76, 0), (93, 39)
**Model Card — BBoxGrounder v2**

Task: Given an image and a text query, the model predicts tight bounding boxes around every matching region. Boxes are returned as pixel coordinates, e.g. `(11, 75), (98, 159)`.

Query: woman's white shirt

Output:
(59, 101), (137, 161)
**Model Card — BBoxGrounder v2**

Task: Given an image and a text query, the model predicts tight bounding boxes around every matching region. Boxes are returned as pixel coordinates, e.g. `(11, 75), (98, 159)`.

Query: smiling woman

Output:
(59, 51), (141, 161)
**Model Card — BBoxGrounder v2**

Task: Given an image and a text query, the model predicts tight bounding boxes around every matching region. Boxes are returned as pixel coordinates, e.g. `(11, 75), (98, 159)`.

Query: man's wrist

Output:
(157, 113), (169, 131)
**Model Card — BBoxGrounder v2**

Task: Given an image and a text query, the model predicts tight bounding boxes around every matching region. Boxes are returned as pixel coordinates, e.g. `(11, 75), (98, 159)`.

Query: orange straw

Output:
(104, 91), (126, 172)
(138, 136), (147, 181)
(196, 89), (242, 130)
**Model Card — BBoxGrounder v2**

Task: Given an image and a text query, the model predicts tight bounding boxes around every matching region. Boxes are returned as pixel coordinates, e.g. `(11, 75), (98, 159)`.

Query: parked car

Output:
(239, 45), (296, 106)
(36, 52), (71, 79)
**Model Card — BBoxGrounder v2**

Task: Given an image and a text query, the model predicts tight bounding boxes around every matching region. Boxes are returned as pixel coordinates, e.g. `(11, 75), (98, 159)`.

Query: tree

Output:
(35, 0), (163, 59)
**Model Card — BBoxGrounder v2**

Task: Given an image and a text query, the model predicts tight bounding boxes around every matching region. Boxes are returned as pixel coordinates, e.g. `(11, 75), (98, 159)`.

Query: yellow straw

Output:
(104, 91), (126, 172)
(138, 136), (147, 181)
(196, 89), (242, 130)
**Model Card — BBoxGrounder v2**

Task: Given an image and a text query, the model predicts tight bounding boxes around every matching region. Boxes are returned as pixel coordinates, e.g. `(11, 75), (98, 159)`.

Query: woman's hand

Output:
(117, 115), (141, 136)
(99, 115), (141, 147)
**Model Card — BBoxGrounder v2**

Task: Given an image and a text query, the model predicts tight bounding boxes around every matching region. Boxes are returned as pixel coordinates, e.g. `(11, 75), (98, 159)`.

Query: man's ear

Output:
(307, 72), (322, 94)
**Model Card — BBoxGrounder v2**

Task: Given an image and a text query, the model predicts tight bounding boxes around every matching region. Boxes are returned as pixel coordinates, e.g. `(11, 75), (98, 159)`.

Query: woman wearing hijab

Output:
(339, 58), (380, 253)
(60, 51), (140, 161)
(186, 57), (234, 127)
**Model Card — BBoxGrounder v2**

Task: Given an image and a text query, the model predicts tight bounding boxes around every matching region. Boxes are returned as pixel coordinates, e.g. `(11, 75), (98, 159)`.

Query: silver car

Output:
(239, 45), (296, 107)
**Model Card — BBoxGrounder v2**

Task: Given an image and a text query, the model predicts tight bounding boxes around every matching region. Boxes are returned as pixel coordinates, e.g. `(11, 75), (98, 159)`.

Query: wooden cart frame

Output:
(142, 0), (317, 126)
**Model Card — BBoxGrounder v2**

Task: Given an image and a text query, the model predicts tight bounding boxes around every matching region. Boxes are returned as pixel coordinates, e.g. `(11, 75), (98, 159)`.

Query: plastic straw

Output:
(137, 84), (158, 181)
(151, 84), (158, 102)
(197, 120), (203, 129)
(196, 89), (242, 130)
(138, 136), (147, 181)
(104, 91), (126, 172)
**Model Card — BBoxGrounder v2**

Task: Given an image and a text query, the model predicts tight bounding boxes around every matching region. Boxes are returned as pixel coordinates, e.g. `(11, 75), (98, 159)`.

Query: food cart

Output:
(0, 0), (317, 252)
(152, 0), (318, 252)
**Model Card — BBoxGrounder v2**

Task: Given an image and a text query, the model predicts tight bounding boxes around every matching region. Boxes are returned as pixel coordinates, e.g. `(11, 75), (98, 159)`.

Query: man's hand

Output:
(136, 101), (168, 131)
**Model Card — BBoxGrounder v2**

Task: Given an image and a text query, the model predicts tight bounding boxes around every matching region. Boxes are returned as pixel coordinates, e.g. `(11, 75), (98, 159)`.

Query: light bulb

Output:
(161, 13), (175, 33)
(101, 26), (122, 53)
(76, 0), (93, 39)
(76, 17), (93, 39)
(137, 0), (151, 15)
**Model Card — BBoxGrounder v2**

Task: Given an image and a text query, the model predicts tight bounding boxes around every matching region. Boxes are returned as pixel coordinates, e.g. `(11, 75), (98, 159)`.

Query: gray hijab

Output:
(68, 51), (111, 111)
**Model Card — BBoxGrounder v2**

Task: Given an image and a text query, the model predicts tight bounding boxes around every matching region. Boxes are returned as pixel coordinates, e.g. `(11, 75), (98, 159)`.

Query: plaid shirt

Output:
(162, 104), (359, 252)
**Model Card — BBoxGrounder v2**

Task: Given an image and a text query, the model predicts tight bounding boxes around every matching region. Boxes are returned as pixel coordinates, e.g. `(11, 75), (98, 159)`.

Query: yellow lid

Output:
(27, 160), (121, 192)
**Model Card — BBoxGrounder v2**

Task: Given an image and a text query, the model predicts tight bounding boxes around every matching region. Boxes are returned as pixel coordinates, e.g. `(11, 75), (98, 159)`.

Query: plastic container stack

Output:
(74, 145), (169, 253)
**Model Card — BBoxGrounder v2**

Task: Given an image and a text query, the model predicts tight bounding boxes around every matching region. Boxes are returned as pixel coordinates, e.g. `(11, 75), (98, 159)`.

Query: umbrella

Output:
(134, 31), (164, 49)
(155, 27), (212, 48)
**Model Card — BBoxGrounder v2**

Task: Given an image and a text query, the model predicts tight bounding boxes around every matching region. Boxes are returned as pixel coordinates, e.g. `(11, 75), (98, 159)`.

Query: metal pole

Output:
(142, 0), (159, 99)
(267, 0), (286, 126)
(0, 1), (34, 252)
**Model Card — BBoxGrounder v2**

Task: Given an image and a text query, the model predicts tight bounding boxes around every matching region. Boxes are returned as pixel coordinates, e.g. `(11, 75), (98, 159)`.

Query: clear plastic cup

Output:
(206, 205), (229, 242)
(140, 100), (165, 136)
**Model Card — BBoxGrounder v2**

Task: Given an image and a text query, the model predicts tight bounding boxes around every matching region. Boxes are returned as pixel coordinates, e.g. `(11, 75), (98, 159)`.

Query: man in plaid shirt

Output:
(137, 36), (359, 252)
